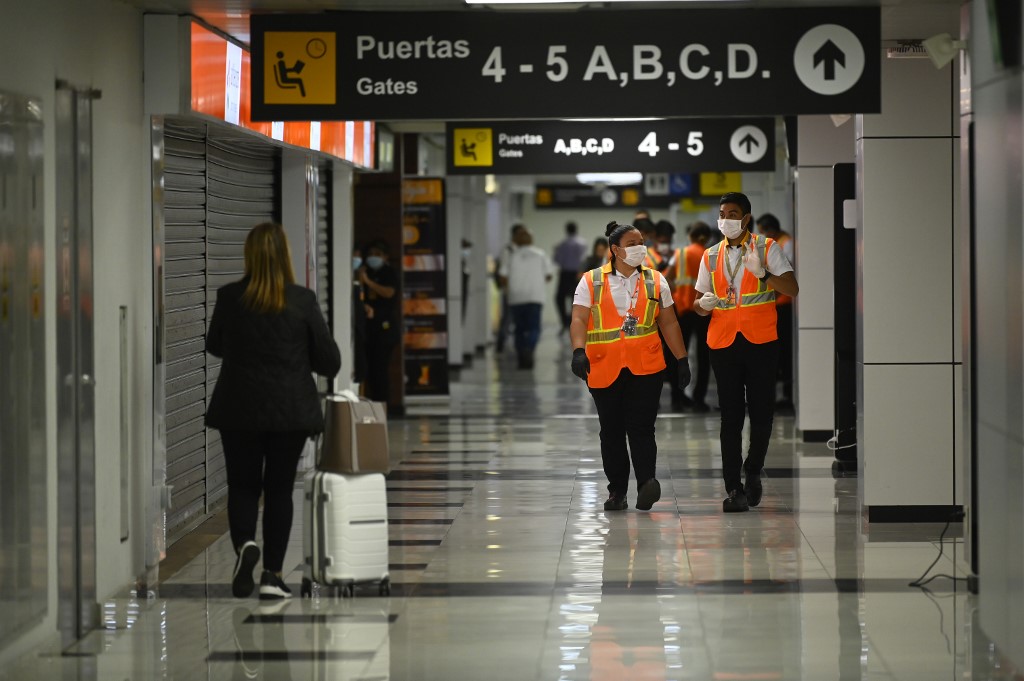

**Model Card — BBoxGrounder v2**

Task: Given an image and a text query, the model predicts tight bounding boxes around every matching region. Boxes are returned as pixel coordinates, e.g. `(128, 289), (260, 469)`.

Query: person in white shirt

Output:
(498, 227), (553, 369)
(695, 193), (799, 513)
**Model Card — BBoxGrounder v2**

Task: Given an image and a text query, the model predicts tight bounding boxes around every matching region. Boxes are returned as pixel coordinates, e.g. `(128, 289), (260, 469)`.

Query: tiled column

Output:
(855, 44), (962, 521)
(794, 116), (854, 439)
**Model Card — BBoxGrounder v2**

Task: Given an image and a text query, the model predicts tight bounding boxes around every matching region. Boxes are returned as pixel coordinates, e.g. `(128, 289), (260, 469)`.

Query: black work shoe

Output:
(745, 469), (763, 507)
(232, 541), (261, 598)
(603, 493), (628, 511)
(635, 478), (662, 511)
(723, 488), (750, 513)
(258, 571), (293, 600)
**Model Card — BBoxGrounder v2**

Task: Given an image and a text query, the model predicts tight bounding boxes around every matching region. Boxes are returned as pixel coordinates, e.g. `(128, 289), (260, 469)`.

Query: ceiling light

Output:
(576, 172), (642, 186)
(922, 33), (967, 69)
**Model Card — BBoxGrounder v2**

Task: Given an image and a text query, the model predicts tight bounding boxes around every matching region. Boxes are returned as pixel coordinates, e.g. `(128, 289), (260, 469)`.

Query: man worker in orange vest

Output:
(695, 193), (799, 512)
(569, 221), (690, 513)
(757, 213), (795, 411)
(672, 221), (713, 411)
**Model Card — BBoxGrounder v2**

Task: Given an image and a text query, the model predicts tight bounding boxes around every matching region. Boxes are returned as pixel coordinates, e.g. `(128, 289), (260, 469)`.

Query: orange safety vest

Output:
(584, 263), (666, 389)
(773, 233), (793, 306)
(672, 243), (705, 313)
(645, 246), (666, 271)
(704, 234), (779, 349)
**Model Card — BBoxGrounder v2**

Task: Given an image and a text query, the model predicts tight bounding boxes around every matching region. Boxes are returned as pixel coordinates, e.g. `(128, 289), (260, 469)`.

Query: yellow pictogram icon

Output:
(699, 172), (742, 196)
(264, 32), (336, 105)
(452, 128), (493, 167)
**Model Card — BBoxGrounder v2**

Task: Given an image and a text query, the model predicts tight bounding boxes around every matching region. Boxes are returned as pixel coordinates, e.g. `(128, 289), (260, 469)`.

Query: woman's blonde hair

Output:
(241, 222), (296, 313)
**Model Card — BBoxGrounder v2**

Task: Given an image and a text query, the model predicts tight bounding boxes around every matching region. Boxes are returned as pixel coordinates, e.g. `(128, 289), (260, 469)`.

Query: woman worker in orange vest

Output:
(694, 193), (799, 513)
(569, 221), (691, 512)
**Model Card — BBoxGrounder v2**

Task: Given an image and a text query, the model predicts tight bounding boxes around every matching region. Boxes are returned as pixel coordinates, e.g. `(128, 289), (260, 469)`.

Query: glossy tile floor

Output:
(5, 334), (1022, 680)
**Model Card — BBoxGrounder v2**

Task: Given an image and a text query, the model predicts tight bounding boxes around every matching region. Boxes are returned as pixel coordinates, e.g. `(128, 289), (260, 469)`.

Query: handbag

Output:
(319, 391), (391, 475)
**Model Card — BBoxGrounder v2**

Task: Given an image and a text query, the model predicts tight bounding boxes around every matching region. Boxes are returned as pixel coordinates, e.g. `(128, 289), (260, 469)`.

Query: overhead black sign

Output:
(536, 184), (678, 210)
(445, 119), (774, 175)
(251, 8), (880, 121)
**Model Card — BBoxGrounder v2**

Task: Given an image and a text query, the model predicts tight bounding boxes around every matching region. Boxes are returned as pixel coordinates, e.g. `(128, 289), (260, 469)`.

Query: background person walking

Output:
(553, 221), (587, 335)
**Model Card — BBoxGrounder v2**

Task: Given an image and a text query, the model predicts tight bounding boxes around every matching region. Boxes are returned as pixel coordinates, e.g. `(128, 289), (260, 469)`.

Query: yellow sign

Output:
(452, 128), (493, 167)
(680, 198), (715, 212)
(699, 172), (742, 196)
(264, 32), (336, 105)
(403, 178), (445, 205)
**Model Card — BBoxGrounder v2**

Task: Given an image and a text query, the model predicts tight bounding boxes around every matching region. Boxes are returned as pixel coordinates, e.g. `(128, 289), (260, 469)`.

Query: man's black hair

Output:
(510, 223), (525, 237)
(689, 221), (712, 241)
(565, 221), (578, 235)
(655, 220), (676, 239)
(634, 217), (656, 235)
(368, 239), (390, 255)
(720, 192), (752, 216)
(757, 213), (781, 232)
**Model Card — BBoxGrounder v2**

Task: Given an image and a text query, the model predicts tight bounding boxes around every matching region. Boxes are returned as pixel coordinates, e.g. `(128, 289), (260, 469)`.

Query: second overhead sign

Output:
(445, 119), (776, 175)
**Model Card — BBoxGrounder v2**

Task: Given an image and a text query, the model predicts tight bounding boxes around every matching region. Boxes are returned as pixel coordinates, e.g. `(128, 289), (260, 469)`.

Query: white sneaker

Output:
(232, 541), (261, 598)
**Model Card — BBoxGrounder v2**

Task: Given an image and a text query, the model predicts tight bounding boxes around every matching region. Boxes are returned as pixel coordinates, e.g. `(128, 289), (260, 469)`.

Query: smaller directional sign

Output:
(730, 125), (769, 164)
(644, 173), (669, 196)
(668, 173), (694, 197)
(794, 24), (866, 96)
(446, 119), (775, 175)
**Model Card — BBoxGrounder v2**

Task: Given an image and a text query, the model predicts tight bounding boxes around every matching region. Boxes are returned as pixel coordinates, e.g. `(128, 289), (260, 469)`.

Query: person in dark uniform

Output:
(359, 239), (399, 407)
(352, 244), (368, 388)
(206, 222), (341, 600)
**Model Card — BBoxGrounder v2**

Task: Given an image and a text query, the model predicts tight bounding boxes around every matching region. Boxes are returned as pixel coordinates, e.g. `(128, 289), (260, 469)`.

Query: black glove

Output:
(677, 357), (692, 390)
(571, 348), (590, 381)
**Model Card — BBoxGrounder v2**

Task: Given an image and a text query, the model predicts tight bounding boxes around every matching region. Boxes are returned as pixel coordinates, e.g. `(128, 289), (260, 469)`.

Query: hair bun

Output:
(605, 221), (619, 237)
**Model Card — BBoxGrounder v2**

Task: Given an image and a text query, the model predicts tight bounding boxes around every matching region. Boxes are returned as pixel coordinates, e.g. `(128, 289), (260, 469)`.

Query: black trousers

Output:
(365, 329), (396, 405)
(709, 334), (780, 493)
(589, 369), (664, 495)
(776, 303), (794, 401)
(220, 430), (308, 572)
(680, 311), (711, 403)
(555, 270), (578, 330)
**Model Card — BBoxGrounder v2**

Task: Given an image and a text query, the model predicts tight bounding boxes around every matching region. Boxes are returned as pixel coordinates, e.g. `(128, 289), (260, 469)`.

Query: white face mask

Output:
(717, 218), (745, 240)
(619, 244), (648, 267)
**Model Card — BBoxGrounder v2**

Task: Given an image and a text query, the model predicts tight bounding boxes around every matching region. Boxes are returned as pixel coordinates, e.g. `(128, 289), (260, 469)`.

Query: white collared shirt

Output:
(573, 265), (674, 315)
(695, 238), (793, 297)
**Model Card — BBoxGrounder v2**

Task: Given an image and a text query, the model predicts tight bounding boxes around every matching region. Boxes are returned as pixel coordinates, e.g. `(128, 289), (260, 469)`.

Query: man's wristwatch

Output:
(759, 270), (772, 283)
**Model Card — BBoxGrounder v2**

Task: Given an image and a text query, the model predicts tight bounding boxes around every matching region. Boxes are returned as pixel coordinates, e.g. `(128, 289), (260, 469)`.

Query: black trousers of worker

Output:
(365, 328), (397, 406)
(555, 270), (578, 331)
(680, 311), (711, 404)
(220, 430), (308, 573)
(709, 334), (780, 494)
(589, 369), (664, 496)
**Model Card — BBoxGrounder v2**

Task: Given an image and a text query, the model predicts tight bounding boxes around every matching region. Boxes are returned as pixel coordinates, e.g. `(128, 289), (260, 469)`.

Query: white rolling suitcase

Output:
(300, 470), (391, 598)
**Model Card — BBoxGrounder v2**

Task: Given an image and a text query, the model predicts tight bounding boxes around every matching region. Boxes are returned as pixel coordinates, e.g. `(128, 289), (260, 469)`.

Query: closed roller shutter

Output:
(315, 163), (332, 324)
(204, 139), (278, 511)
(162, 122), (279, 543)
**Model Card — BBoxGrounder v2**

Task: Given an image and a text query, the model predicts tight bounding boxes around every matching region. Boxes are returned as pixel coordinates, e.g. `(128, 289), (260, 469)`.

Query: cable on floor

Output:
(908, 510), (968, 589)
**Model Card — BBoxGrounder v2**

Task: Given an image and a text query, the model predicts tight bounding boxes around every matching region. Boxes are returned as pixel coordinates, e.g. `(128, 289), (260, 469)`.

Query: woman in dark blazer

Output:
(206, 222), (341, 600)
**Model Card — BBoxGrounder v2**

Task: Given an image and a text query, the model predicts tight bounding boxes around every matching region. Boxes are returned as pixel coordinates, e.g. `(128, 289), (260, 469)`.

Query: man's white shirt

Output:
(695, 238), (793, 298)
(499, 245), (554, 305)
(573, 265), (674, 315)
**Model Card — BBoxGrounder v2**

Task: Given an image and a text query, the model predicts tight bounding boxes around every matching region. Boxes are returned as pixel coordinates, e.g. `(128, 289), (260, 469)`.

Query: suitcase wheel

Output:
(340, 584), (355, 599)
(378, 578), (391, 597)
(300, 577), (313, 598)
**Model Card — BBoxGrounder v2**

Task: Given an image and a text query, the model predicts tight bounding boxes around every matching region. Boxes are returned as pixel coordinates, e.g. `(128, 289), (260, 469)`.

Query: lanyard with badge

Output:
(622, 274), (643, 336)
(723, 242), (745, 306)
